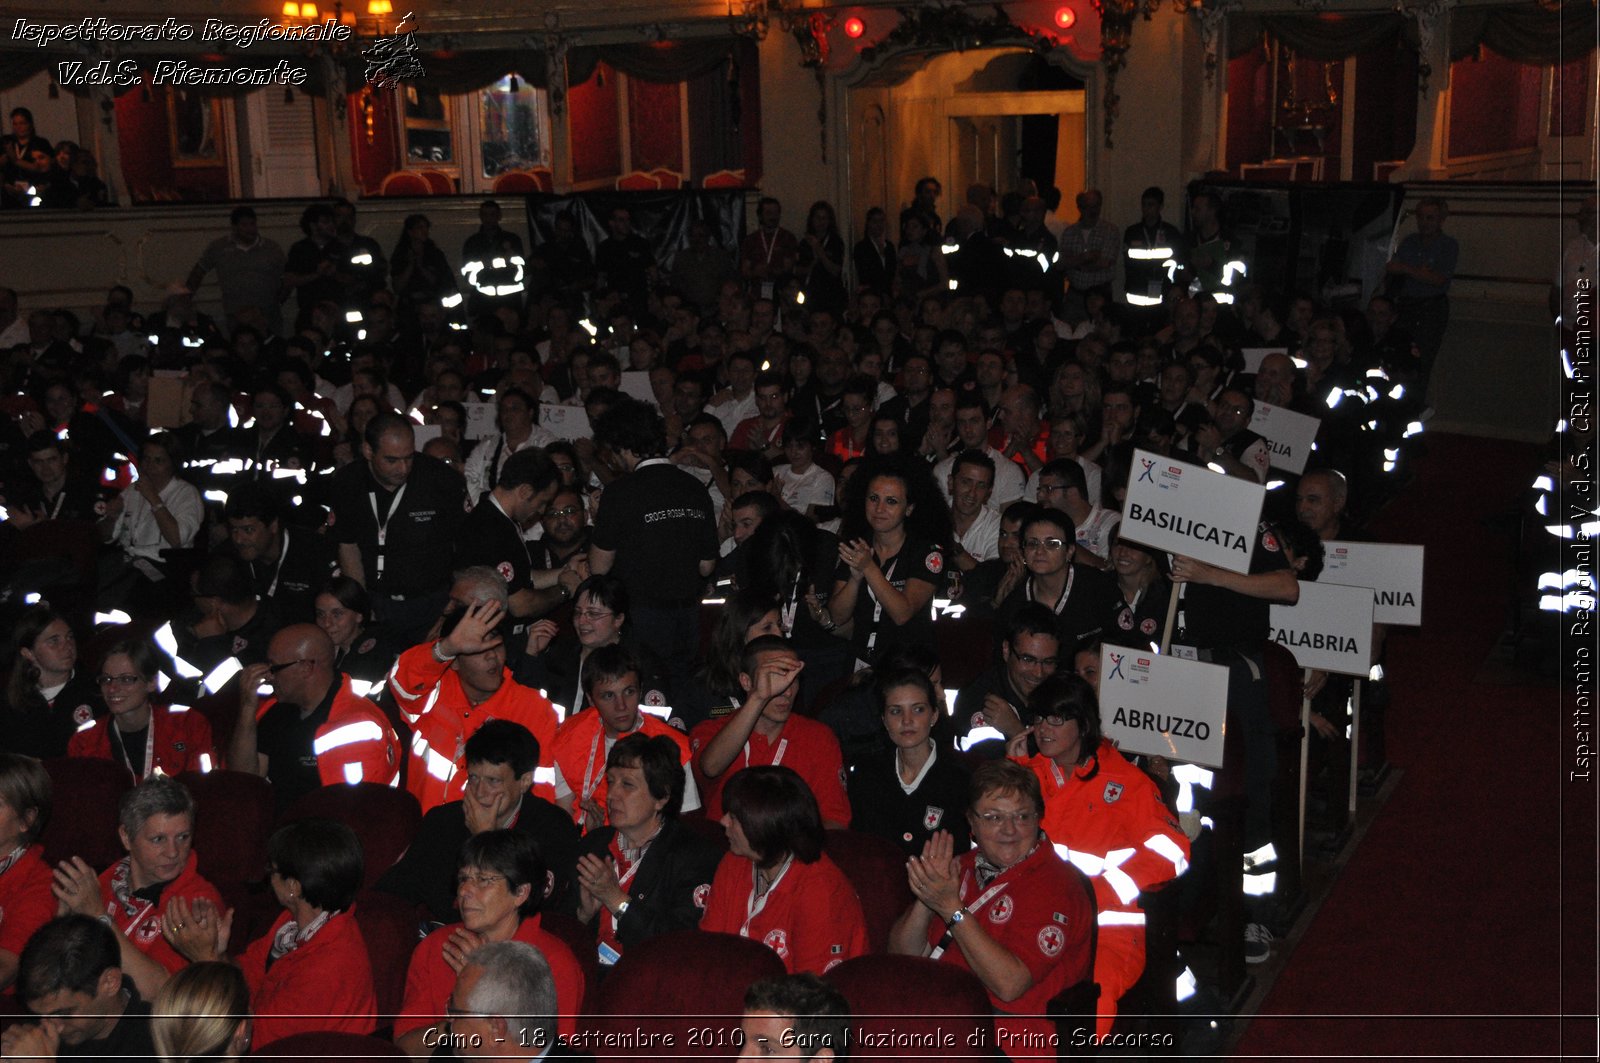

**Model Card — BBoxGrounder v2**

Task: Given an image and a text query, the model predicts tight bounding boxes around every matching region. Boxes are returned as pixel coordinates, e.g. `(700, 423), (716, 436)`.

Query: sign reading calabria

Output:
(1099, 644), (1230, 768)
(1319, 541), (1425, 626)
(1247, 400), (1321, 475)
(1120, 448), (1266, 574)
(1268, 580), (1374, 677)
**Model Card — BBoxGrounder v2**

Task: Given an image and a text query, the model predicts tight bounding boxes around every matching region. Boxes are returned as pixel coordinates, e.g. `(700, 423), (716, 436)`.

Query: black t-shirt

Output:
(847, 745), (972, 858)
(179, 599), (282, 675)
(0, 671), (102, 758)
(588, 461), (717, 607)
(255, 678), (337, 810)
(332, 453), (468, 598)
(256, 528), (340, 625)
(834, 536), (945, 663)
(455, 494), (535, 597)
(59, 989), (155, 1059)
(285, 235), (352, 313)
(1175, 522), (1292, 651)
(996, 564), (1117, 656)
(1103, 577), (1173, 649)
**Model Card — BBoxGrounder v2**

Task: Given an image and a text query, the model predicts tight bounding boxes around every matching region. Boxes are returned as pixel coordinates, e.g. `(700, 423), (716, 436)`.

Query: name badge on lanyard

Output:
(369, 483), (408, 577)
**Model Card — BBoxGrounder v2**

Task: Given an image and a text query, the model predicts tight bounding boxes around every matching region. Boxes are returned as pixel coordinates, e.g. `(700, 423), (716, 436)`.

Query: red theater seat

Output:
(823, 830), (912, 953)
(281, 783), (421, 888)
(255, 1030), (407, 1060)
(826, 954), (996, 1059)
(40, 757), (129, 871)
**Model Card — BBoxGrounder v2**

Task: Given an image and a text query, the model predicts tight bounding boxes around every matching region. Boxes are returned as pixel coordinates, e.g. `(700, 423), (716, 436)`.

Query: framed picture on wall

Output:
(167, 89), (225, 168)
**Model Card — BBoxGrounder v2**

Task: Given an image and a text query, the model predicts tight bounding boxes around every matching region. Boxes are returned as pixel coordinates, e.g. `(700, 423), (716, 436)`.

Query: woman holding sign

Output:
(1008, 674), (1190, 1037)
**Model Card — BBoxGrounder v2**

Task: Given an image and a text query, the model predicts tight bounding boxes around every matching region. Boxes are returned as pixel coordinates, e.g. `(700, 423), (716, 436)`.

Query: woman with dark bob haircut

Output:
(163, 818), (375, 1047)
(700, 766), (868, 975)
(313, 575), (398, 685)
(569, 735), (723, 970)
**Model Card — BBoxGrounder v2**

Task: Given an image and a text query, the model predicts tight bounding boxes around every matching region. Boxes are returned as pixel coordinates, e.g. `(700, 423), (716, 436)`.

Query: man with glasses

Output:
(230, 623), (401, 811)
(1192, 386), (1270, 484)
(1034, 459), (1119, 567)
(396, 830), (586, 1056)
(532, 486), (590, 571)
(377, 720), (579, 926)
(954, 603), (1061, 755)
(439, 940), (562, 1061)
(456, 448), (582, 631)
(889, 760), (1092, 1054)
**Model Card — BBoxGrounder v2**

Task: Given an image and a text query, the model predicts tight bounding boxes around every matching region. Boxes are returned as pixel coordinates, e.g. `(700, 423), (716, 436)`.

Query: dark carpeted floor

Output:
(1232, 434), (1596, 1058)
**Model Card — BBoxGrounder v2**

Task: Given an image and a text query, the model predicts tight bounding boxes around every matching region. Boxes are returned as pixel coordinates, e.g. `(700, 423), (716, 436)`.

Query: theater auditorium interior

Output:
(0, 0), (1593, 1058)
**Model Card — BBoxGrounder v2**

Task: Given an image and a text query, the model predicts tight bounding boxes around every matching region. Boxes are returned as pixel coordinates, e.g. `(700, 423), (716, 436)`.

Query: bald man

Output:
(1253, 351), (1300, 410)
(230, 623), (401, 809)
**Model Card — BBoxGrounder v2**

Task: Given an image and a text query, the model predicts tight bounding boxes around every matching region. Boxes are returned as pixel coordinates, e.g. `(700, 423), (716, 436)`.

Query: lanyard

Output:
(929, 873), (1012, 961)
(109, 714), (156, 783)
(607, 830), (656, 935)
(1047, 759), (1066, 790)
(266, 531), (291, 598)
(1028, 568), (1076, 616)
(741, 854), (794, 937)
(367, 483), (407, 576)
(758, 228), (780, 266)
(743, 736), (787, 770)
(864, 555), (901, 654)
(491, 494), (533, 573)
(45, 489), (66, 520)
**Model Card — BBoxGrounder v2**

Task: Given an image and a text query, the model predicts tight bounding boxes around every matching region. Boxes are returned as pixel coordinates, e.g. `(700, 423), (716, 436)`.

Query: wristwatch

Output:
(614, 899), (631, 918)
(945, 906), (969, 930)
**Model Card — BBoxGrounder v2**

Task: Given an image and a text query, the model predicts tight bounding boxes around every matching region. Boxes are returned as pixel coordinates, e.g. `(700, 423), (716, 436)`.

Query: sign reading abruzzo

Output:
(1120, 448), (1266, 575)
(1099, 645), (1230, 768)
(1247, 400), (1321, 475)
(1320, 541), (1425, 626)
(1268, 580), (1375, 677)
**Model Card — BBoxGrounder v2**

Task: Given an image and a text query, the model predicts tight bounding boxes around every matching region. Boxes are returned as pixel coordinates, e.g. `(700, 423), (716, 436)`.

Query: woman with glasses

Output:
(828, 455), (952, 668)
(68, 638), (214, 781)
(161, 819), (375, 1047)
(888, 759), (1093, 1056)
(846, 666), (970, 858)
(1006, 674), (1190, 1037)
(519, 574), (664, 719)
(995, 509), (1117, 655)
(395, 830), (586, 1054)
(1, 606), (101, 758)
(701, 766), (868, 975)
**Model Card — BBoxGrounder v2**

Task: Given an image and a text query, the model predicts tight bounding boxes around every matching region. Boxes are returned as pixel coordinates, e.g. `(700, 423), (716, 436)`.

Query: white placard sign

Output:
(539, 403), (593, 442)
(1268, 580), (1374, 677)
(1320, 541), (1425, 627)
(1241, 347), (1289, 374)
(1248, 400), (1321, 475)
(463, 402), (497, 441)
(620, 371), (659, 407)
(412, 423), (442, 447)
(1099, 645), (1230, 769)
(1120, 448), (1265, 575)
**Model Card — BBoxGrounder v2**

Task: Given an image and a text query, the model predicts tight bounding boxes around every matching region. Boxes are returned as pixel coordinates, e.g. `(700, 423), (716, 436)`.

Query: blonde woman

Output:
(151, 961), (250, 1062)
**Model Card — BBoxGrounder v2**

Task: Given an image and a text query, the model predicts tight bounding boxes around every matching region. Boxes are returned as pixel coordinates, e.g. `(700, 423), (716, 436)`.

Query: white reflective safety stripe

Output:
(532, 766), (557, 786)
(387, 660), (424, 702)
(1052, 842), (1072, 862)
(343, 762), (364, 784)
(1175, 966), (1198, 1002)
(1144, 833), (1190, 877)
(198, 753), (213, 773)
(1126, 292), (1163, 306)
(155, 622), (179, 656)
(313, 720), (386, 755)
(385, 767), (402, 787)
(1097, 910), (1146, 927)
(349, 679), (380, 699)
(1242, 841), (1278, 869)
(958, 726), (1005, 752)
(1175, 780), (1195, 814)
(1212, 292), (1235, 305)
(1067, 850), (1104, 877)
(1242, 870), (1277, 896)
(76, 716), (97, 733)
(1103, 865), (1142, 905)
(413, 734), (455, 782)
(167, 704), (189, 714)
(95, 610), (132, 625)
(1171, 764), (1214, 789)
(1200, 816), (1214, 830)
(1126, 247), (1175, 260)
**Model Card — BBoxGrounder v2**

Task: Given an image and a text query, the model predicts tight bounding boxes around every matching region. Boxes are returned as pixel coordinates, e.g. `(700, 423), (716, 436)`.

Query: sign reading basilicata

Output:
(1119, 448), (1265, 575)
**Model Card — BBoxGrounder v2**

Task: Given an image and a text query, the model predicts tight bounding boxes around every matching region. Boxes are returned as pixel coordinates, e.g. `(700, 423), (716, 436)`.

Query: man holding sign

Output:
(1191, 388), (1270, 484)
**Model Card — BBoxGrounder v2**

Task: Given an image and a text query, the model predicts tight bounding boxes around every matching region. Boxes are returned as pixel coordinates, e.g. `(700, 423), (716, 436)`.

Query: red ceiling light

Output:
(1054, 6), (1076, 29)
(843, 16), (866, 38)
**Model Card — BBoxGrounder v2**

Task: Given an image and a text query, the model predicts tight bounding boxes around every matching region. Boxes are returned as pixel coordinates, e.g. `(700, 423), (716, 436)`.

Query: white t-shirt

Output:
(954, 506), (1002, 563)
(1074, 503), (1121, 561)
(777, 461), (835, 513)
(935, 447), (1024, 511)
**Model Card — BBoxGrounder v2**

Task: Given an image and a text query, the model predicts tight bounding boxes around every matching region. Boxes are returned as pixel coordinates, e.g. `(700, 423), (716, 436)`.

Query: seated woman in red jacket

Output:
(701, 766), (868, 975)
(162, 818), (376, 1047)
(68, 637), (216, 780)
(0, 753), (56, 991)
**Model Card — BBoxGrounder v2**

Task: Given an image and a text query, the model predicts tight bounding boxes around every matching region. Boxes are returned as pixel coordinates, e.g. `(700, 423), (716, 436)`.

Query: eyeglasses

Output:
(457, 871), (507, 890)
(1024, 538), (1067, 552)
(842, 403), (871, 413)
(974, 810), (1040, 827)
(1036, 714), (1071, 728)
(545, 506), (582, 519)
(96, 673), (143, 687)
(267, 659), (311, 674)
(573, 608), (614, 622)
(1013, 654), (1058, 668)
(446, 1002), (490, 1019)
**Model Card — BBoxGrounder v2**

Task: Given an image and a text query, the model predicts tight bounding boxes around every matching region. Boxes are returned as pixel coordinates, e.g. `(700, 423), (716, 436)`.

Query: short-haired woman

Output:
(568, 734), (722, 971)
(0, 754), (55, 990)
